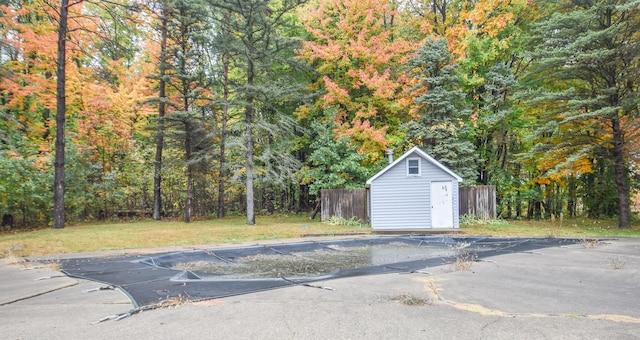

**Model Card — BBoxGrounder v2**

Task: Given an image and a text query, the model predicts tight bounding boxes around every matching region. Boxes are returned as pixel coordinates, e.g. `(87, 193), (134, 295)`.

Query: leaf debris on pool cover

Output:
(173, 243), (455, 279)
(174, 251), (369, 278)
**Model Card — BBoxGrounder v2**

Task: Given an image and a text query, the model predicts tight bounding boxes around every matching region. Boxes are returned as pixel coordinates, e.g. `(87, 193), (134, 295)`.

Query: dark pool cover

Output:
(61, 236), (578, 309)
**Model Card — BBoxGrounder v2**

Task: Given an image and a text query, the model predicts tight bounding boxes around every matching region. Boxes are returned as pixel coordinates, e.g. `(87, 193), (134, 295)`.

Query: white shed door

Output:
(431, 181), (453, 228)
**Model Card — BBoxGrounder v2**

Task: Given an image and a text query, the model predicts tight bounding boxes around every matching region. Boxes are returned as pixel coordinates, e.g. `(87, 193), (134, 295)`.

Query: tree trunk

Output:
(153, 12), (168, 221)
(611, 114), (630, 229)
(310, 201), (320, 220)
(217, 57), (229, 218)
(567, 177), (577, 217)
(245, 58), (255, 225)
(53, 0), (70, 229)
(183, 53), (192, 223)
(185, 121), (193, 223)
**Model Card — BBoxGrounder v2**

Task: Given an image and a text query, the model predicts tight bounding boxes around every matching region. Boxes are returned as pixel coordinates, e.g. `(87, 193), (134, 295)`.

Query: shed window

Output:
(407, 158), (420, 176)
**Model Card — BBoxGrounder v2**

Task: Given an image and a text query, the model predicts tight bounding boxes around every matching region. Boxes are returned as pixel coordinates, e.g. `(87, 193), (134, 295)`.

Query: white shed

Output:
(366, 146), (463, 231)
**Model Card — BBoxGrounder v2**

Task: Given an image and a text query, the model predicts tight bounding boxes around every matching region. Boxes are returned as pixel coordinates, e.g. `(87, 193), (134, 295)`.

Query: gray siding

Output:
(369, 151), (460, 230)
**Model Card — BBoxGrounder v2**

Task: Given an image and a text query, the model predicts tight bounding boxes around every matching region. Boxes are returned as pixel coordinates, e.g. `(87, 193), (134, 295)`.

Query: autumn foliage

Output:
(0, 0), (638, 228)
(297, 0), (417, 161)
(0, 1), (154, 168)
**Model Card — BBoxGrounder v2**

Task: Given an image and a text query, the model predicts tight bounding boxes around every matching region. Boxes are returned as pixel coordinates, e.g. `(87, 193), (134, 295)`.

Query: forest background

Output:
(0, 0), (638, 230)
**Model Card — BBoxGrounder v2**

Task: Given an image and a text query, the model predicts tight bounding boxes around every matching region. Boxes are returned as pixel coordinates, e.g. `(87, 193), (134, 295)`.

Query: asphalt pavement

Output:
(1, 237), (639, 340)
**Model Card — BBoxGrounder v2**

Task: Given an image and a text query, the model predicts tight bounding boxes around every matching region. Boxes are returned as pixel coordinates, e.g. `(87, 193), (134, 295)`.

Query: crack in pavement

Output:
(415, 276), (640, 324)
(0, 280), (79, 306)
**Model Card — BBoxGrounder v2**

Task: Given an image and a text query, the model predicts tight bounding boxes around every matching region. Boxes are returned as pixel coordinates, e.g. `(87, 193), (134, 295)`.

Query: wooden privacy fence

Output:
(459, 185), (496, 219)
(321, 186), (496, 222)
(321, 188), (368, 222)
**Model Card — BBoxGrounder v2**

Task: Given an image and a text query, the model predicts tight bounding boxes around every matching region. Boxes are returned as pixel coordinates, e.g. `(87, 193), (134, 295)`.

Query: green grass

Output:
(460, 217), (640, 238)
(1, 215), (639, 258)
(0, 215), (367, 258)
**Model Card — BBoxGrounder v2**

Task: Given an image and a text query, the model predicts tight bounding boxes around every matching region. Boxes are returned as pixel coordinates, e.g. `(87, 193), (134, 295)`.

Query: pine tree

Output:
(207, 0), (307, 225)
(525, 0), (640, 228)
(162, 0), (210, 223)
(151, 2), (170, 221)
(402, 38), (477, 183)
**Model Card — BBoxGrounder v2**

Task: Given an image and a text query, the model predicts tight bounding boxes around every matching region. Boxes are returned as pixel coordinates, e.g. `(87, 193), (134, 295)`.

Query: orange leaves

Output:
(620, 115), (640, 164)
(321, 76), (351, 106)
(0, 1), (155, 171)
(298, 0), (416, 158)
(337, 118), (388, 159)
(0, 4), (57, 86)
(72, 58), (158, 170)
(346, 66), (396, 99)
(299, 0), (412, 66)
(300, 0), (415, 74)
(0, 0), (88, 115)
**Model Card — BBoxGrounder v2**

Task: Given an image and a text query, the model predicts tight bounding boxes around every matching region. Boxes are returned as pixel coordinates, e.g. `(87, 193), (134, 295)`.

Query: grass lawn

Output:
(459, 217), (640, 238)
(1, 214), (639, 258)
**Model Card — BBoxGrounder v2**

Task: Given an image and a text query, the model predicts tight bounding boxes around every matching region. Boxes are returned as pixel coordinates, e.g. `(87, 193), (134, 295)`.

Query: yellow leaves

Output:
(572, 158), (593, 175)
(463, 0), (517, 37)
(355, 107), (378, 119)
(71, 58), (159, 170)
(534, 177), (551, 185)
(294, 105), (312, 120)
(408, 0), (524, 60)
(535, 149), (593, 185)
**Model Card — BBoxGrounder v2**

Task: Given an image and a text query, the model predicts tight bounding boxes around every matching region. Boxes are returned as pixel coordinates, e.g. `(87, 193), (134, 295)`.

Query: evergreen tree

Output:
(300, 117), (379, 197)
(207, 0), (307, 225)
(163, 0), (211, 223)
(525, 0), (640, 228)
(149, 1), (171, 221)
(402, 38), (478, 183)
(52, 0), (71, 229)
(474, 62), (531, 217)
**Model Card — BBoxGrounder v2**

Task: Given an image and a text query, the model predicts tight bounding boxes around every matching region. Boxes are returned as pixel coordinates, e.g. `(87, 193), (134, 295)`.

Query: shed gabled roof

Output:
(366, 146), (463, 185)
